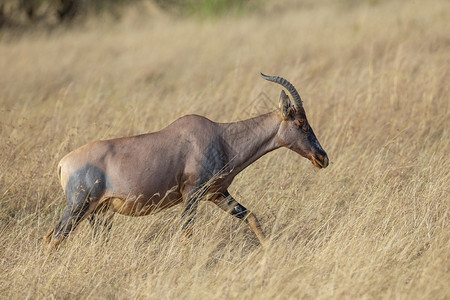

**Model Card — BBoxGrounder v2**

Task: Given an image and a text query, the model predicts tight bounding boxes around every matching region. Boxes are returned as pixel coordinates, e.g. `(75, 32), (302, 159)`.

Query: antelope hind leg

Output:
(88, 202), (114, 241)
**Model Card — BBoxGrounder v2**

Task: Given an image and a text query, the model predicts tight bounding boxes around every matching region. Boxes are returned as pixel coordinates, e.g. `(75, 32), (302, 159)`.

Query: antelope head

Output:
(261, 73), (329, 169)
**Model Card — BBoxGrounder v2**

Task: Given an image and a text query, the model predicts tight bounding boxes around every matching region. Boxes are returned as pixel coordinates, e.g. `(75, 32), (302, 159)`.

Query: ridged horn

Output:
(260, 73), (303, 107)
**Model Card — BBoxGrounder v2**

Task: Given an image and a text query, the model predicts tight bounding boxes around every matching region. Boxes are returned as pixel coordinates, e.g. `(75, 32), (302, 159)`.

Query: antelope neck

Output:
(218, 110), (282, 175)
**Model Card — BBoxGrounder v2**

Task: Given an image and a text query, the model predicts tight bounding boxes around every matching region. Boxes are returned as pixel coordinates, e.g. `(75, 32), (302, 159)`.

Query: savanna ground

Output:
(0, 0), (449, 298)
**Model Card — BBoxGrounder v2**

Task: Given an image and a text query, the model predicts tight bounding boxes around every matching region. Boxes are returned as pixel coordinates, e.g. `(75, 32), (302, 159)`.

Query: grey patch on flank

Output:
(65, 164), (110, 203)
(54, 164), (112, 239)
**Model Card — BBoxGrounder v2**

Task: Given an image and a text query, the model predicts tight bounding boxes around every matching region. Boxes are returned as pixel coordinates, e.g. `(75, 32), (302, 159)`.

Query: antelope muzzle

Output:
(310, 151), (329, 169)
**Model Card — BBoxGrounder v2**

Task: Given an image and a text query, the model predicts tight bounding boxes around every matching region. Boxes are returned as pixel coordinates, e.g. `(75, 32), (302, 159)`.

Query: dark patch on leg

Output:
(54, 198), (91, 239)
(230, 202), (248, 219)
(211, 190), (266, 246)
(180, 139), (231, 237)
(221, 191), (248, 219)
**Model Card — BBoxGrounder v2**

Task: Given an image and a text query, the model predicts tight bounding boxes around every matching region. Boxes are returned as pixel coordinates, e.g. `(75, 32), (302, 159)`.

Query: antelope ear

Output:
(279, 90), (293, 120)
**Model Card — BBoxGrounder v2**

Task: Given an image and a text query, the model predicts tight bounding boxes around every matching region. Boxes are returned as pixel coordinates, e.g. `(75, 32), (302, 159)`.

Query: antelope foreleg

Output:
(180, 188), (204, 238)
(212, 191), (266, 247)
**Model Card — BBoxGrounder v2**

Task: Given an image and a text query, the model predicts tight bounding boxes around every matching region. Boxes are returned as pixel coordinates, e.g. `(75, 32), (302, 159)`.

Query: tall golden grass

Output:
(0, 0), (449, 298)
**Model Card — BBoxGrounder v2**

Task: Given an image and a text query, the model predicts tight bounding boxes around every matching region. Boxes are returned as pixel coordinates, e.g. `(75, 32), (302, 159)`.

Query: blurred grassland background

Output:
(0, 0), (449, 298)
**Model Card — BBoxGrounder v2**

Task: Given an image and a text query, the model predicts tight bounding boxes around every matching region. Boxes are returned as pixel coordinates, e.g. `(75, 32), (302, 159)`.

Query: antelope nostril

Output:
(314, 153), (329, 168)
(322, 155), (329, 168)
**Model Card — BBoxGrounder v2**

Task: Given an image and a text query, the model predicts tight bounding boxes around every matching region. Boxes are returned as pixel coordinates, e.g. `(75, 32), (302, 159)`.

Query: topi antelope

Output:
(44, 73), (329, 251)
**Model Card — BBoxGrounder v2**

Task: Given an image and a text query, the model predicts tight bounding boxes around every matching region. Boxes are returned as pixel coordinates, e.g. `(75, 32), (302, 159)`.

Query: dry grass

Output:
(0, 0), (449, 298)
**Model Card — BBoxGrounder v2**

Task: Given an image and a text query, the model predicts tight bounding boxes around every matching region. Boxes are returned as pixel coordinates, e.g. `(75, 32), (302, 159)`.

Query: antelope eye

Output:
(295, 119), (308, 133)
(294, 119), (305, 127)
